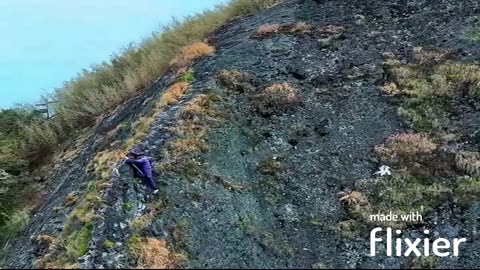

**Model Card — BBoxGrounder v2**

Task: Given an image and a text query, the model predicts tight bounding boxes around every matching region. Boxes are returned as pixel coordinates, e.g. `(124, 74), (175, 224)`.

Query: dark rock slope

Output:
(5, 0), (480, 268)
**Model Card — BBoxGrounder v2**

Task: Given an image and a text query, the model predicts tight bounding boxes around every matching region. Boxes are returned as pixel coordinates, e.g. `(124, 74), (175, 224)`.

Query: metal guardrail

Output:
(34, 100), (58, 119)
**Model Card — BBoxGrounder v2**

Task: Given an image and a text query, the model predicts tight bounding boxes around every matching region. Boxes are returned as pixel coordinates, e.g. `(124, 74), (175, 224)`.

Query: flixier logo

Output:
(370, 228), (467, 257)
(368, 212), (467, 257)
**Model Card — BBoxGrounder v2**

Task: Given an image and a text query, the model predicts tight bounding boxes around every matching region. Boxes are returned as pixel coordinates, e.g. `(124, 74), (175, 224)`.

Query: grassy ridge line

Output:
(21, 0), (282, 165)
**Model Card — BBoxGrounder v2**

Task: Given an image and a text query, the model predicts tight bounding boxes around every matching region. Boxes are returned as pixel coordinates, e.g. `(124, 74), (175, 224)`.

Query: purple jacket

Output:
(126, 157), (154, 178)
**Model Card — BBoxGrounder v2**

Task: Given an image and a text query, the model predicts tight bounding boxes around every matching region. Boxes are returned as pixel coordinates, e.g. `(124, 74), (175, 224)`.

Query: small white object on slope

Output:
(374, 165), (392, 176)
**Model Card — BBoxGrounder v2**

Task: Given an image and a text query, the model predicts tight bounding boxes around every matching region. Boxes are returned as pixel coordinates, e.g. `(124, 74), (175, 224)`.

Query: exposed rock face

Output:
(5, 0), (480, 268)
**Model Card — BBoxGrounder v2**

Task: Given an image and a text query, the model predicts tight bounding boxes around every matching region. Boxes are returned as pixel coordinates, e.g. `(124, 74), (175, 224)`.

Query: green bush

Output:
(0, 108), (42, 173)
(0, 208), (30, 245)
(177, 70), (196, 83)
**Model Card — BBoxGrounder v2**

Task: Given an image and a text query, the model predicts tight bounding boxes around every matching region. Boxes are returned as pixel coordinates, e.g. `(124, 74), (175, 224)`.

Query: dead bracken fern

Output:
(170, 42), (216, 70)
(128, 237), (185, 269)
(338, 190), (369, 207)
(162, 82), (190, 105)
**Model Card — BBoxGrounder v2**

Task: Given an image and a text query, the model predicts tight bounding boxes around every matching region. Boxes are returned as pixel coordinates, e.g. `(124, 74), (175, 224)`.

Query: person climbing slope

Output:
(125, 151), (159, 194)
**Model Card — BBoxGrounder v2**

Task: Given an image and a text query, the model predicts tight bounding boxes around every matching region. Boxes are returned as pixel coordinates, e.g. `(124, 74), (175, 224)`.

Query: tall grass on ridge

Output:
(18, 0), (282, 166)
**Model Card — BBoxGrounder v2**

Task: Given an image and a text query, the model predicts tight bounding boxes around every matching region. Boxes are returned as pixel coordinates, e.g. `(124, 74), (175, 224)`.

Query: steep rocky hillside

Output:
(4, 0), (480, 268)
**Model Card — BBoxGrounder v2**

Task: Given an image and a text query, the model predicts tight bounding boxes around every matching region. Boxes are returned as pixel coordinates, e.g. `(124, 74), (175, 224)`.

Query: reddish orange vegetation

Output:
(170, 42), (216, 69)
(263, 83), (302, 104)
(130, 238), (185, 269)
(162, 82), (190, 105)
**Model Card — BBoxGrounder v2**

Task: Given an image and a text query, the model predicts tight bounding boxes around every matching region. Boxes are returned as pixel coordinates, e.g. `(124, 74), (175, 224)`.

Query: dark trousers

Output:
(143, 175), (158, 190)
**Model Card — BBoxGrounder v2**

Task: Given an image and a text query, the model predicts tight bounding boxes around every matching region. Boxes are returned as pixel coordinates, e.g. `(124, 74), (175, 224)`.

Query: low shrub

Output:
(0, 208), (30, 246)
(216, 70), (257, 93)
(177, 69), (196, 83)
(258, 157), (286, 176)
(456, 152), (480, 177)
(382, 49), (480, 132)
(254, 82), (303, 116)
(374, 133), (437, 166)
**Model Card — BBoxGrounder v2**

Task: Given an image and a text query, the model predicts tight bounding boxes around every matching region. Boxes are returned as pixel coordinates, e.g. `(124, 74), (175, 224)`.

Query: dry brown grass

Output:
(254, 82), (303, 116)
(413, 46), (456, 65)
(93, 150), (125, 180)
(162, 82), (190, 105)
(177, 94), (223, 123)
(317, 25), (346, 36)
(126, 82), (190, 148)
(170, 42), (216, 70)
(456, 151), (480, 177)
(263, 83), (302, 103)
(35, 257), (78, 270)
(64, 195), (78, 207)
(173, 122), (208, 139)
(253, 22), (312, 38)
(155, 93), (224, 175)
(128, 237), (185, 269)
(375, 133), (437, 165)
(37, 235), (55, 246)
(171, 139), (209, 154)
(258, 157), (286, 176)
(129, 213), (155, 233)
(381, 82), (400, 95)
(338, 190), (369, 207)
(216, 70), (257, 93)
(255, 23), (280, 37)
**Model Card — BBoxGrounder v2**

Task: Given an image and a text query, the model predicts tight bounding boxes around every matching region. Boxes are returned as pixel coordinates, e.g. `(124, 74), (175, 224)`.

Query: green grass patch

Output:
(177, 70), (196, 83)
(103, 239), (115, 249)
(123, 203), (134, 212)
(382, 56), (480, 132)
(65, 222), (93, 259)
